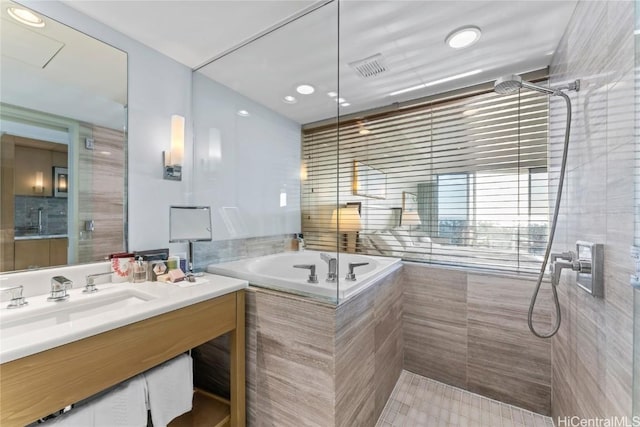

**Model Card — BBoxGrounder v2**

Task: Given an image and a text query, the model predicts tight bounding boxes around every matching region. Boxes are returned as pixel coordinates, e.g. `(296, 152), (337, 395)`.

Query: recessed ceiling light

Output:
(445, 26), (481, 49)
(296, 84), (315, 95)
(237, 110), (250, 117)
(358, 128), (371, 135)
(341, 102), (351, 107)
(7, 7), (45, 28)
(283, 95), (297, 104)
(327, 91), (338, 97)
(389, 69), (483, 96)
(335, 97), (346, 103)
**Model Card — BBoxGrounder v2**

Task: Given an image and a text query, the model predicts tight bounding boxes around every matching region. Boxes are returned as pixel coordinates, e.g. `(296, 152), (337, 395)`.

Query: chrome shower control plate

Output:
(575, 241), (604, 297)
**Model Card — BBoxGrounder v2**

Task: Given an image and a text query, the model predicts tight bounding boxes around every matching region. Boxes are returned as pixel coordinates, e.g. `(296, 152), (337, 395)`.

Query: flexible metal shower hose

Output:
(528, 90), (572, 339)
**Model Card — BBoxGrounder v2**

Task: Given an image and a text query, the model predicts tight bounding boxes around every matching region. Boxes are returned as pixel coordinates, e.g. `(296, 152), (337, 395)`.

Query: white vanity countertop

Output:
(0, 273), (247, 363)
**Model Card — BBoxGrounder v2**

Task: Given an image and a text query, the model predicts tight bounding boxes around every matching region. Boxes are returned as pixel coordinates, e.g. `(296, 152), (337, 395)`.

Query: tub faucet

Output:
(48, 276), (72, 302)
(293, 264), (318, 283)
(320, 253), (337, 282)
(345, 262), (369, 281)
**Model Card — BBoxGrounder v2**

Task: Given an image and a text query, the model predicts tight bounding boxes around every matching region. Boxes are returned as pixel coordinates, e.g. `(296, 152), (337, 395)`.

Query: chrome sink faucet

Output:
(1, 285), (28, 308)
(84, 271), (113, 294)
(320, 253), (337, 283)
(48, 276), (72, 302)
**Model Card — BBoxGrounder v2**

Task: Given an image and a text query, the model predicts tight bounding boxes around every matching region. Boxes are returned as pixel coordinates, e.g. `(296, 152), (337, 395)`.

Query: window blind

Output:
(301, 85), (550, 273)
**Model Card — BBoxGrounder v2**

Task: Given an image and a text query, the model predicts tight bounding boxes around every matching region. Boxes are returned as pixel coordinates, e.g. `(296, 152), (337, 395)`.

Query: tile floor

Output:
(376, 370), (554, 427)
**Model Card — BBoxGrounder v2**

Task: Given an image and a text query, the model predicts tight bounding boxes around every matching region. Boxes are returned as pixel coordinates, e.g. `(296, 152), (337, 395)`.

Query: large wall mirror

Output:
(0, 0), (128, 272)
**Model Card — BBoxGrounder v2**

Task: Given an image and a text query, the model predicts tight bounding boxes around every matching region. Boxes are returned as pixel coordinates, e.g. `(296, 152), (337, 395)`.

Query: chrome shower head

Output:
(494, 74), (523, 95)
(494, 74), (557, 96)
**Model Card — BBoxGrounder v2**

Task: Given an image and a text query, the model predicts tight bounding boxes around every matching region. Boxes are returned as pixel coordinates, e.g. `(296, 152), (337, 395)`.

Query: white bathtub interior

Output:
(207, 250), (401, 303)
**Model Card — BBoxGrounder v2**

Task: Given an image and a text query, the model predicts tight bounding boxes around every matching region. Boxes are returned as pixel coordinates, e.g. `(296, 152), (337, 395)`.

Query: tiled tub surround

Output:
(548, 0), (636, 420)
(402, 263), (552, 416)
(193, 268), (403, 427)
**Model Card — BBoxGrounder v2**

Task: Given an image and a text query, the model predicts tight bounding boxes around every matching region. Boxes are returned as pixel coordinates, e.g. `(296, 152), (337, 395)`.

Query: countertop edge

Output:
(0, 274), (247, 364)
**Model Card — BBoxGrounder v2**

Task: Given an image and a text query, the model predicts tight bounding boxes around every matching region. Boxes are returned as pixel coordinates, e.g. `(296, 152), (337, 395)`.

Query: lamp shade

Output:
(330, 207), (361, 232)
(402, 211), (422, 226)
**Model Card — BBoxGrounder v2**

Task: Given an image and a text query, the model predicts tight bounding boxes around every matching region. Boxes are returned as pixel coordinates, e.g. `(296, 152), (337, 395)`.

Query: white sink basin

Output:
(0, 288), (156, 339)
(0, 275), (248, 364)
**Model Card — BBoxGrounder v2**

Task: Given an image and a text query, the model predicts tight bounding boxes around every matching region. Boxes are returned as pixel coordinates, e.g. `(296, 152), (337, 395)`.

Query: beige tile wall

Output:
(193, 269), (403, 426)
(402, 263), (552, 415)
(77, 124), (126, 262)
(548, 0), (636, 419)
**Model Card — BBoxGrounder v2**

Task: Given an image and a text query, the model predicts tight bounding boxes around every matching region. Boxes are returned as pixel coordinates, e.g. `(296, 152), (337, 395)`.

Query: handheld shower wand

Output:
(494, 74), (580, 339)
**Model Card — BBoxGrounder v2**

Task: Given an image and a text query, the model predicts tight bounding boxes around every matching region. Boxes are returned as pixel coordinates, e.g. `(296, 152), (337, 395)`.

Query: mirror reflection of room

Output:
(0, 0), (127, 272)
(3, 133), (68, 270)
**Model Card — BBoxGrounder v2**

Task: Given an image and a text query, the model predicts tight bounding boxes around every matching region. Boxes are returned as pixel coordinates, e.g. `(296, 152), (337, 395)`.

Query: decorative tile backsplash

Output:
(14, 196), (67, 235)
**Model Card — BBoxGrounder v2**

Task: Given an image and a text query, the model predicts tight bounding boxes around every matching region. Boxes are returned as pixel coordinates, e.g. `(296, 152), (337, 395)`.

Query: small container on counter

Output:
(130, 257), (147, 283)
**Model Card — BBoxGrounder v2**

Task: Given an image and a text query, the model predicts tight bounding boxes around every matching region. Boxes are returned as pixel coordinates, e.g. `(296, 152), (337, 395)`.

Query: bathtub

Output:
(206, 251), (401, 302)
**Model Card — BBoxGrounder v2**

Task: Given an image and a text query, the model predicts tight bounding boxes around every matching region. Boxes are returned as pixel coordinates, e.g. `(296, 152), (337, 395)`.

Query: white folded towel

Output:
(94, 375), (148, 427)
(46, 375), (147, 427)
(45, 404), (92, 426)
(144, 353), (193, 427)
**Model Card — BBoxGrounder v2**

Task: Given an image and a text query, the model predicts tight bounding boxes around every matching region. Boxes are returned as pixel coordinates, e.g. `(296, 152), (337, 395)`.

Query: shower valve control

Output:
(575, 241), (604, 297)
(549, 242), (603, 297)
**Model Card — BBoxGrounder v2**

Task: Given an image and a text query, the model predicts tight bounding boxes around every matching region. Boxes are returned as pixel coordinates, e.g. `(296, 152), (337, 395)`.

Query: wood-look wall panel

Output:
(195, 270), (403, 427)
(466, 274), (551, 414)
(251, 290), (335, 427)
(1, 134), (15, 271)
(403, 263), (468, 388)
(373, 270), (404, 419)
(402, 263), (552, 415)
(549, 0), (635, 419)
(335, 289), (376, 427)
(78, 124), (125, 263)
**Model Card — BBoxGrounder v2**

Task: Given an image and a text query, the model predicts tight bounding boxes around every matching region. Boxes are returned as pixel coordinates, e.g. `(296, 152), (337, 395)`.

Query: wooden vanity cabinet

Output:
(0, 290), (246, 427)
(13, 238), (68, 270)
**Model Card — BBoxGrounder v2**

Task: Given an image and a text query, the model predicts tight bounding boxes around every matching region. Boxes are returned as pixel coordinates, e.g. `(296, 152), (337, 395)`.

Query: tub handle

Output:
(293, 264), (318, 284)
(345, 262), (369, 281)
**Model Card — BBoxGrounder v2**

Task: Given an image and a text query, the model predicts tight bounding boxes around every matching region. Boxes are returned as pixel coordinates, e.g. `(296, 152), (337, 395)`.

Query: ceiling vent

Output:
(349, 53), (387, 78)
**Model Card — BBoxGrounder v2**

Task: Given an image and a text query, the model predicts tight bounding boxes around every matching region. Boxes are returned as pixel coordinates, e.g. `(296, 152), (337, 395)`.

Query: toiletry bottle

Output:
(131, 257), (147, 283)
(297, 233), (305, 251)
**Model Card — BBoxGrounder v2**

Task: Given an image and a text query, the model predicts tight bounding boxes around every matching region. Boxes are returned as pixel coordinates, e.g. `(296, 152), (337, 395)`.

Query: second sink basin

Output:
(0, 288), (157, 339)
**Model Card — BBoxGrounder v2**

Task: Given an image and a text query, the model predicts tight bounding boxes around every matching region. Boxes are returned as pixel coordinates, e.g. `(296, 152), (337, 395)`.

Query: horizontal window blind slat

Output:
(301, 84), (550, 273)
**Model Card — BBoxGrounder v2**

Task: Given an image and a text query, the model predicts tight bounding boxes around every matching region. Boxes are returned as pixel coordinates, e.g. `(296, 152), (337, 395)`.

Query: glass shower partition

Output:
(634, 0), (639, 416)
(191, 2), (342, 304)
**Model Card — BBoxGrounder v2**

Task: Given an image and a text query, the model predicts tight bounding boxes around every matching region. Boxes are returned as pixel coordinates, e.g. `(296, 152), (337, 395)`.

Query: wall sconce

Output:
(33, 171), (44, 193)
(53, 167), (68, 198)
(163, 114), (185, 181)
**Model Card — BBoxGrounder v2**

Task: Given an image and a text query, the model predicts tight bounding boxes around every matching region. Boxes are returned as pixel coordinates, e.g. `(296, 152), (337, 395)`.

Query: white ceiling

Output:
(61, 0), (578, 125)
(1, 0), (127, 129)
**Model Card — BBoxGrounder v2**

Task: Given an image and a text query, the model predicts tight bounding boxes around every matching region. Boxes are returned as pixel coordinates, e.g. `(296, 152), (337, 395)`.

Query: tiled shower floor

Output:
(376, 371), (554, 427)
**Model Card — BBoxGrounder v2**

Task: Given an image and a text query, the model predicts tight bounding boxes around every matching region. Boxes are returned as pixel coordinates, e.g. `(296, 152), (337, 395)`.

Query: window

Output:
(301, 80), (550, 273)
